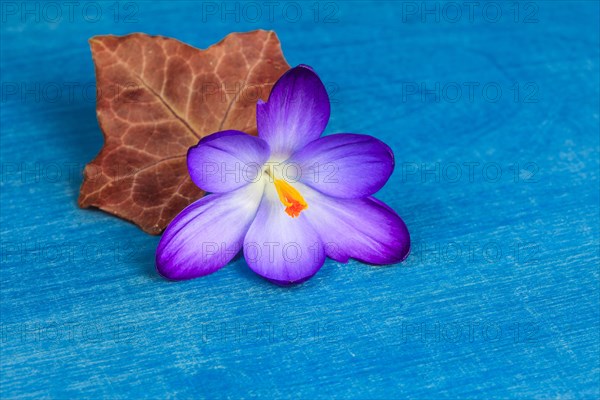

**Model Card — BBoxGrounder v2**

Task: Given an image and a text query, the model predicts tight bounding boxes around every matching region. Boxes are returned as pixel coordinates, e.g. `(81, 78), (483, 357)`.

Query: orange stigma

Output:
(273, 179), (308, 218)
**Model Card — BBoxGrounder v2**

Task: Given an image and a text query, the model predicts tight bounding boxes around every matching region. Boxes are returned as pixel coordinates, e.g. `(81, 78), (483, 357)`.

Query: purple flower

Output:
(156, 65), (410, 285)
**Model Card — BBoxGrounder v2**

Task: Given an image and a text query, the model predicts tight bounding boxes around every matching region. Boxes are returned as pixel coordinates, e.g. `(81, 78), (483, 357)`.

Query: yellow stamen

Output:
(273, 179), (308, 218)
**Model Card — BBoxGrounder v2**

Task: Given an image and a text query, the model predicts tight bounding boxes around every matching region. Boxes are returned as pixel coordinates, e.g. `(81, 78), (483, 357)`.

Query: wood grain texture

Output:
(1, 1), (599, 398)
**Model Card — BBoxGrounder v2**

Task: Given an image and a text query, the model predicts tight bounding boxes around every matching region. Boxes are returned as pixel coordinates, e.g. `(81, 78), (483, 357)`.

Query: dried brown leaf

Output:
(78, 30), (290, 234)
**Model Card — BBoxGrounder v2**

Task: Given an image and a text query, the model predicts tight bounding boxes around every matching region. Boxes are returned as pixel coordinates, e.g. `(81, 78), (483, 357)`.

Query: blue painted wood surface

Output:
(1, 1), (599, 398)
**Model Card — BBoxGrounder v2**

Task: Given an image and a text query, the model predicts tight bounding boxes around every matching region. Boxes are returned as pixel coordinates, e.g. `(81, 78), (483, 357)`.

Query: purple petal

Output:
(243, 184), (325, 285)
(286, 133), (394, 198)
(187, 130), (270, 193)
(301, 185), (410, 264)
(156, 183), (264, 280)
(257, 65), (330, 159)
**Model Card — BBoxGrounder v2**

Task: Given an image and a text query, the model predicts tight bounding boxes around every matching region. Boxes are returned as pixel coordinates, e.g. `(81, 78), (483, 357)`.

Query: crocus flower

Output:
(156, 65), (410, 285)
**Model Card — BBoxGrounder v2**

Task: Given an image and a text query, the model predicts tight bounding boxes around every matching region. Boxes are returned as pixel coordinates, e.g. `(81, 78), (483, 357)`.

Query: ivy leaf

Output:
(78, 30), (290, 234)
